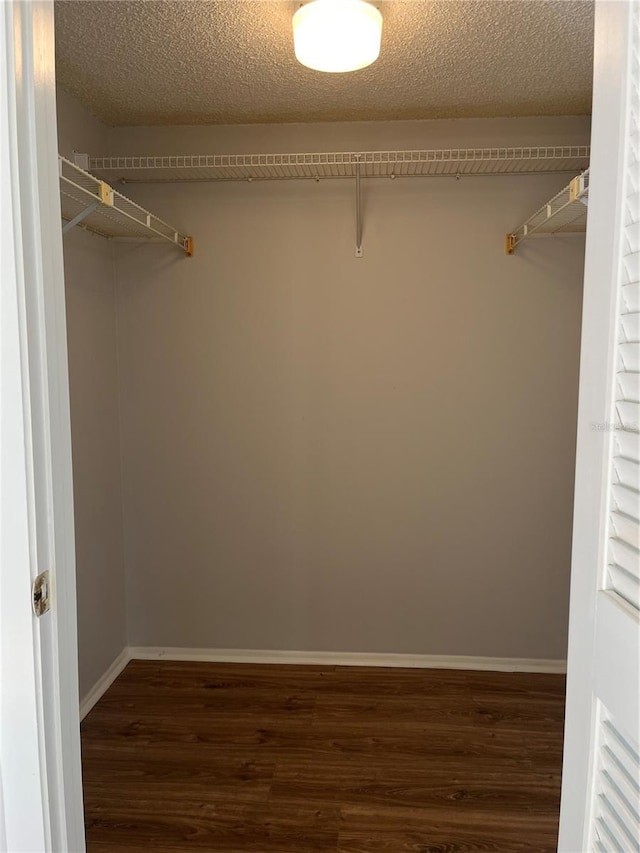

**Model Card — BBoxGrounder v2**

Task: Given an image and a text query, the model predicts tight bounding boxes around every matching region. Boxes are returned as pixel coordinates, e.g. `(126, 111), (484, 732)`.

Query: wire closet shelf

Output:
(90, 145), (591, 183)
(506, 169), (589, 253)
(59, 155), (193, 254)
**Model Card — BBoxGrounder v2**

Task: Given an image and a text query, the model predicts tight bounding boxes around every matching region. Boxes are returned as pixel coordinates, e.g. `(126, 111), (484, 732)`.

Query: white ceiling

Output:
(54, 0), (594, 127)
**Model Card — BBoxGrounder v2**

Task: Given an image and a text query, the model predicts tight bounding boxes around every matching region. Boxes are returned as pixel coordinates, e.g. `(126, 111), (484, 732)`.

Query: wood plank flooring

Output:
(81, 661), (566, 852)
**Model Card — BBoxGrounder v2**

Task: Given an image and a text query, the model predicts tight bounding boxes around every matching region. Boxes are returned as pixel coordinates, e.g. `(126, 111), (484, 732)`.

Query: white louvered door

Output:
(559, 2), (640, 851)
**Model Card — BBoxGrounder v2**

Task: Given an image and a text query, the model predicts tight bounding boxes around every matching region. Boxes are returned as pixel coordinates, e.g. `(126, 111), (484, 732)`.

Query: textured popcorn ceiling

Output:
(54, 0), (594, 126)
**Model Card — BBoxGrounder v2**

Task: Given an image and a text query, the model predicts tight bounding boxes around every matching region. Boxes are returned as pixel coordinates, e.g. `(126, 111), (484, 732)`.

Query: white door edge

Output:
(1, 1), (85, 850)
(559, 2), (640, 850)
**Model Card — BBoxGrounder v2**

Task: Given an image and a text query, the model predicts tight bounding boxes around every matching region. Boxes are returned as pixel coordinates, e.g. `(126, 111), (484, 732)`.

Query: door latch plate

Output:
(32, 571), (51, 617)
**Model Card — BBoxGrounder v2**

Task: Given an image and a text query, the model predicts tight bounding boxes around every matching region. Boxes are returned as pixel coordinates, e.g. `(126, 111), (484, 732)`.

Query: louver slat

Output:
(615, 430), (640, 463)
(612, 483), (639, 518)
(610, 511), (640, 550)
(618, 372), (640, 403)
(609, 447), (640, 608)
(609, 537), (640, 575)
(607, 563), (640, 609)
(616, 401), (640, 430)
(622, 283), (640, 311)
(623, 252), (640, 285)
(620, 343), (640, 372)
(621, 310), (640, 341)
(612, 457), (639, 494)
(592, 716), (640, 852)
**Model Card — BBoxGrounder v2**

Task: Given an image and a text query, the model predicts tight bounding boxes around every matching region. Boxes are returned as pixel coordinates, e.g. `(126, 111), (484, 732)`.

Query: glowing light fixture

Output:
(292, 0), (383, 73)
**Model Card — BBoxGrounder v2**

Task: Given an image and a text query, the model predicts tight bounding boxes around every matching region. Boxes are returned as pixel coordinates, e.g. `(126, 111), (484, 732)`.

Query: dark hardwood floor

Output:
(81, 661), (566, 852)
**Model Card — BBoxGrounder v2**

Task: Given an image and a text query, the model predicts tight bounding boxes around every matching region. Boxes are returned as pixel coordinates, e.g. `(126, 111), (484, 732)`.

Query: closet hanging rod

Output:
(506, 169), (589, 254)
(87, 146), (590, 183)
(59, 156), (194, 255)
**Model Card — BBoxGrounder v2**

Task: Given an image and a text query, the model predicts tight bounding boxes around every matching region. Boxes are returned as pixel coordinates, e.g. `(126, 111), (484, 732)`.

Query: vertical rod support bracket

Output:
(355, 159), (363, 258)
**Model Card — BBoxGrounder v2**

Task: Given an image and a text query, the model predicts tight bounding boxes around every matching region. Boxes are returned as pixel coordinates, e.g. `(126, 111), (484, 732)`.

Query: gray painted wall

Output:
(110, 117), (588, 660)
(57, 88), (127, 697)
(56, 93), (587, 670)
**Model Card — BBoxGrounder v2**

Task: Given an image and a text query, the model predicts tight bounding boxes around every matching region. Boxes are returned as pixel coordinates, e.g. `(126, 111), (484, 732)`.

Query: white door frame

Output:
(0, 1), (84, 850)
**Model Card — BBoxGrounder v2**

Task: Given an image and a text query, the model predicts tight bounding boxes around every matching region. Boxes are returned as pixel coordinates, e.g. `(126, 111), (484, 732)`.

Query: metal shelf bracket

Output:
(62, 179), (113, 235)
(506, 169), (589, 254)
(59, 155), (193, 254)
(62, 200), (99, 235)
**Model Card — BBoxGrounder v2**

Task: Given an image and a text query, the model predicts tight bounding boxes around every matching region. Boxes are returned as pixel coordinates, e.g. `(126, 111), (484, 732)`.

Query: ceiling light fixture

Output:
(292, 0), (383, 73)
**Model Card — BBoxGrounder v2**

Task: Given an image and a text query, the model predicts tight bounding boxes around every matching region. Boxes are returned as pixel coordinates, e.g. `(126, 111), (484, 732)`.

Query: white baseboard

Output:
(80, 647), (132, 721)
(128, 646), (567, 674)
(79, 646), (565, 716)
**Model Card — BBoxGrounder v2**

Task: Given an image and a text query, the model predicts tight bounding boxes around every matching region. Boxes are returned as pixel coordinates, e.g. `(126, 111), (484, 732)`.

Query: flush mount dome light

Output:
(293, 0), (383, 73)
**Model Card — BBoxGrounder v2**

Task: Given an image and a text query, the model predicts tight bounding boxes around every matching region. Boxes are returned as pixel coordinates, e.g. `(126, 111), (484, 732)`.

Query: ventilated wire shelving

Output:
(89, 146), (591, 183)
(506, 169), (589, 253)
(77, 146), (591, 257)
(59, 155), (193, 254)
